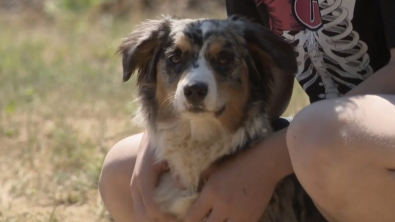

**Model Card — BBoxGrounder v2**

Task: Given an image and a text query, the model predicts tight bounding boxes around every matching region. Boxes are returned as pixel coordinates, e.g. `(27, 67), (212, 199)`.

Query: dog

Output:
(118, 16), (327, 222)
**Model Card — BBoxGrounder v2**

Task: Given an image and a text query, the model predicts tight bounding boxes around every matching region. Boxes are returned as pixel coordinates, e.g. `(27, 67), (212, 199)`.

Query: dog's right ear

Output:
(118, 18), (172, 82)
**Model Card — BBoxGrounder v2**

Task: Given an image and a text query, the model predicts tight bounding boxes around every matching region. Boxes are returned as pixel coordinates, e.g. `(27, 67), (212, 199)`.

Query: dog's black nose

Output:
(184, 82), (208, 103)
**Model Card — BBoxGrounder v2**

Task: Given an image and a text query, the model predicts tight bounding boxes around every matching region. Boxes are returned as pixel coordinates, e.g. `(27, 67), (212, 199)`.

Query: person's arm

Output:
(184, 56), (395, 222)
(183, 129), (292, 222)
(130, 132), (177, 222)
(184, 2), (395, 222)
(347, 0), (395, 95)
(347, 0), (395, 96)
(346, 48), (395, 97)
(243, 45), (395, 196)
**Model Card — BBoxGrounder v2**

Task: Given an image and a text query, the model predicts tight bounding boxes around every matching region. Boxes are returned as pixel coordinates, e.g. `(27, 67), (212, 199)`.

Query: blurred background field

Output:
(0, 1), (308, 221)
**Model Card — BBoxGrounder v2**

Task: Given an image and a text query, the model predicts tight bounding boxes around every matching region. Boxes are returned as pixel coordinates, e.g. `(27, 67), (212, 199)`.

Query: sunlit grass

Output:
(0, 12), (141, 222)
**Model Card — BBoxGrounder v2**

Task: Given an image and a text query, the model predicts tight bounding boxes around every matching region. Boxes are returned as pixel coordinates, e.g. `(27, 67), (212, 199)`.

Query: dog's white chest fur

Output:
(152, 118), (233, 218)
(150, 116), (269, 219)
(154, 118), (232, 189)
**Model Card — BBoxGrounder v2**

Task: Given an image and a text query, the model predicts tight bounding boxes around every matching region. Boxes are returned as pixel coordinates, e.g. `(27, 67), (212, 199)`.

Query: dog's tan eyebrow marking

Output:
(173, 33), (193, 52)
(206, 38), (233, 57)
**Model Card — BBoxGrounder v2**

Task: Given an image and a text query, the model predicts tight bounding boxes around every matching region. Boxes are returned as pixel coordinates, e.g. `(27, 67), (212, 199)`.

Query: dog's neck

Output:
(140, 111), (271, 191)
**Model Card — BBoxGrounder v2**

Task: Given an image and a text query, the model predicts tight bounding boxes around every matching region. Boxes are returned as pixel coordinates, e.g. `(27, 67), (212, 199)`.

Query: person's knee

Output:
(286, 95), (391, 175)
(286, 98), (359, 199)
(99, 133), (142, 201)
(287, 95), (395, 221)
(286, 98), (353, 156)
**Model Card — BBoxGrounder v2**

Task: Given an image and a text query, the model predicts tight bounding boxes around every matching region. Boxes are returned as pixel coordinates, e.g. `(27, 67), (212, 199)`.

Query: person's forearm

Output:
(247, 50), (395, 184)
(247, 128), (293, 183)
(346, 48), (395, 96)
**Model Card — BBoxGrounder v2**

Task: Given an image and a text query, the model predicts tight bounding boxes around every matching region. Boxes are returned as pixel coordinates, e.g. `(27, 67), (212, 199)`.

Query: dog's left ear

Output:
(118, 18), (172, 83)
(229, 15), (297, 75)
(229, 16), (297, 119)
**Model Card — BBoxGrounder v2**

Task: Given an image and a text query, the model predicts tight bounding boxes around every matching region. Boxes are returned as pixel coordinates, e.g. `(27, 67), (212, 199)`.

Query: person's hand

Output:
(130, 132), (178, 222)
(183, 130), (292, 222)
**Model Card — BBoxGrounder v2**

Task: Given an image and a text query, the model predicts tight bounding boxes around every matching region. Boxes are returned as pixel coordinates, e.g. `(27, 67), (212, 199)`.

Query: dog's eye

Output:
(219, 58), (228, 64)
(171, 55), (181, 63)
(168, 48), (183, 64)
(217, 51), (234, 65)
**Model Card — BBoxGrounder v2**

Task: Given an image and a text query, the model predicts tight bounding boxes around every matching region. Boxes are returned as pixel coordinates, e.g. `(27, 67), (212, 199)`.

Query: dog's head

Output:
(119, 16), (296, 132)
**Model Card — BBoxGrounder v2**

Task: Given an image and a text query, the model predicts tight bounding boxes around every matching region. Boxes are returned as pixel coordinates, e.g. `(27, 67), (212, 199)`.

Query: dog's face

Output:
(156, 19), (256, 129)
(119, 16), (296, 132)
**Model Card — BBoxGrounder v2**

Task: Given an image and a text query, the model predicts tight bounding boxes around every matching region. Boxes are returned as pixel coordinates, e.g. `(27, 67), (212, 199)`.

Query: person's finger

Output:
(141, 187), (169, 221)
(200, 166), (216, 180)
(133, 175), (177, 222)
(204, 208), (228, 222)
(183, 193), (212, 222)
(153, 159), (169, 173)
(169, 168), (186, 190)
(132, 190), (148, 221)
(131, 163), (159, 220)
(139, 175), (177, 221)
(223, 218), (238, 222)
(198, 165), (217, 191)
(158, 211), (178, 222)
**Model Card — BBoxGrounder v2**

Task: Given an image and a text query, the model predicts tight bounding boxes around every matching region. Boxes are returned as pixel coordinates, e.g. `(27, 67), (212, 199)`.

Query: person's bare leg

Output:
(99, 133), (143, 222)
(287, 95), (395, 222)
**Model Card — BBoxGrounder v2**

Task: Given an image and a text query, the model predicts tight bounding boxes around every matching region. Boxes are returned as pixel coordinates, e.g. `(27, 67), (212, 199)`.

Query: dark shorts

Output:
(272, 117), (292, 132)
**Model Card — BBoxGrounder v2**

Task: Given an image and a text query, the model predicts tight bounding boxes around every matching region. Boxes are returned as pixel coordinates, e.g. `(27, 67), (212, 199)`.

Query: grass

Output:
(0, 5), (308, 222)
(0, 11), (141, 222)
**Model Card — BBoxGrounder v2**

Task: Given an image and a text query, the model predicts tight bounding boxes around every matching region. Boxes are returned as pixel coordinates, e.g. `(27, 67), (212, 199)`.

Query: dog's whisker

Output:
(162, 93), (176, 105)
(161, 93), (176, 114)
(163, 99), (175, 114)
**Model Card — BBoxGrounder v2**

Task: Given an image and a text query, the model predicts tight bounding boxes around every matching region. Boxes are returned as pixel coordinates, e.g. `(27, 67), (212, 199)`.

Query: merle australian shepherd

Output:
(118, 16), (327, 222)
